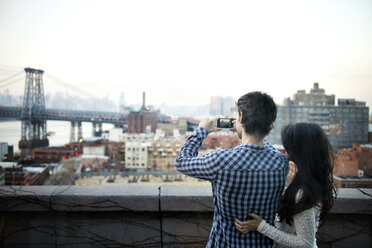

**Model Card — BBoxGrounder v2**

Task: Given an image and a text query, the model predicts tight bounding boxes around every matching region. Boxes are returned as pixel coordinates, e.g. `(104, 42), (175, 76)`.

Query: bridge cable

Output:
(0, 75), (24, 88)
(0, 64), (23, 70)
(0, 71), (24, 84)
(44, 73), (96, 99)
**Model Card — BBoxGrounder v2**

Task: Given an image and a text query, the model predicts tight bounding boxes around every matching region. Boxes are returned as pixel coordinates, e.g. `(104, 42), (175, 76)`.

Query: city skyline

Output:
(0, 0), (371, 109)
(0, 82), (370, 119)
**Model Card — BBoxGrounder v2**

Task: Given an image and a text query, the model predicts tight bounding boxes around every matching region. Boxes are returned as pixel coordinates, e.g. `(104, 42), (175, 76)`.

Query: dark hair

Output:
(278, 123), (337, 226)
(236, 91), (277, 139)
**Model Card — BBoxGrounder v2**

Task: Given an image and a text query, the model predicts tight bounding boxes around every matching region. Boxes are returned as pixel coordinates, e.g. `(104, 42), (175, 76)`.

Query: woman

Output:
(235, 123), (337, 248)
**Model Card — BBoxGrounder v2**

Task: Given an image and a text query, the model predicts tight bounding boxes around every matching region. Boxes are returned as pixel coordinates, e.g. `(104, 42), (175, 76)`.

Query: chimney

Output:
(142, 92), (146, 108)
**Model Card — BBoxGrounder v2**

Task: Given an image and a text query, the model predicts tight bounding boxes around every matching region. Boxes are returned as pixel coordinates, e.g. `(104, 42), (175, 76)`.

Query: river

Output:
(0, 120), (114, 153)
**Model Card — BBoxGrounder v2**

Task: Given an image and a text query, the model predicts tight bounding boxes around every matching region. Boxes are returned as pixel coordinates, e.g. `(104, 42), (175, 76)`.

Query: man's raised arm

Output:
(174, 117), (221, 182)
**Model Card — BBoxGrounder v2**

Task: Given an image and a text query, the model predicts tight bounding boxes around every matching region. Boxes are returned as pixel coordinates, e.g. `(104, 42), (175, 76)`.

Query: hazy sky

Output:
(0, 0), (371, 109)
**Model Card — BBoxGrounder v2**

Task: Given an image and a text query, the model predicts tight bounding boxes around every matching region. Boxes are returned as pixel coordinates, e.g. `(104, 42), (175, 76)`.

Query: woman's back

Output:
(235, 123), (337, 248)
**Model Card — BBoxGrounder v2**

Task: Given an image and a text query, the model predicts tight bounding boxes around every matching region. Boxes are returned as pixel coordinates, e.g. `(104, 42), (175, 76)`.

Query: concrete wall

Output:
(0, 186), (371, 248)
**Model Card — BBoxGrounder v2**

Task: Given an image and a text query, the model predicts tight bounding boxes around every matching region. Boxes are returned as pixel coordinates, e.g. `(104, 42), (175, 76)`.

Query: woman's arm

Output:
(257, 208), (317, 248)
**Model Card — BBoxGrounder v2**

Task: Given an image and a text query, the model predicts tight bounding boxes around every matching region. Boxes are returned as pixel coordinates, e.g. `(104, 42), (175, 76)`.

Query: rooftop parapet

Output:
(0, 186), (371, 247)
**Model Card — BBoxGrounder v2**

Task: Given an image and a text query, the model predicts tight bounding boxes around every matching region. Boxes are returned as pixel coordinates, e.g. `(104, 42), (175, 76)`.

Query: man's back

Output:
(209, 143), (288, 247)
(175, 127), (288, 247)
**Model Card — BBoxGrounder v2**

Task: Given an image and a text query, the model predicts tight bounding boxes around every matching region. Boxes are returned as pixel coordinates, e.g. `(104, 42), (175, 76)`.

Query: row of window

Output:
(127, 157), (146, 160)
(278, 107), (367, 114)
(126, 163), (146, 167)
(127, 148), (146, 151)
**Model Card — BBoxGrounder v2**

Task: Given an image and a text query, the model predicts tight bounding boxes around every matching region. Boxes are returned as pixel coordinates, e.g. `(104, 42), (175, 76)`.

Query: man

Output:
(174, 91), (288, 247)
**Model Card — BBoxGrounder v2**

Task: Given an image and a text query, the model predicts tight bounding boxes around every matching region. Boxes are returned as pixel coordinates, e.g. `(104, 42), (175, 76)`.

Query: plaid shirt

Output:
(174, 127), (288, 247)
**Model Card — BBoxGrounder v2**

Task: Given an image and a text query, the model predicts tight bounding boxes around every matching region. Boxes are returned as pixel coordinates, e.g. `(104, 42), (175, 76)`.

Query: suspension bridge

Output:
(0, 65), (127, 151)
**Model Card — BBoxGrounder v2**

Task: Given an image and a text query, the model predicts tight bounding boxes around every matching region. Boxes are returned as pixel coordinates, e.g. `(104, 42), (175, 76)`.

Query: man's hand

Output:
(229, 116), (237, 132)
(199, 117), (220, 133)
(288, 161), (297, 179)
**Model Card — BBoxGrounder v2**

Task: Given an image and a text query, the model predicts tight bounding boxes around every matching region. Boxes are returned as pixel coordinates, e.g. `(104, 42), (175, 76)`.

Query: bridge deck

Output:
(0, 106), (126, 125)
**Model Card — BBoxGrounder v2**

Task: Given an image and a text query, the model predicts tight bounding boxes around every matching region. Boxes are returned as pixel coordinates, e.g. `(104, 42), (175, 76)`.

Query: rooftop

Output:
(0, 186), (370, 247)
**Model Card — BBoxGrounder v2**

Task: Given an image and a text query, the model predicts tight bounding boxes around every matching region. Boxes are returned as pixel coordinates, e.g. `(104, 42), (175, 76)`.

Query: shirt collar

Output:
(235, 141), (268, 151)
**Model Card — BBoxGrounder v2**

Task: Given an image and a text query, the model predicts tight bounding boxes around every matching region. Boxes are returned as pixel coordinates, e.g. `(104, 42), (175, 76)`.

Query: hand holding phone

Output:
(217, 118), (234, 128)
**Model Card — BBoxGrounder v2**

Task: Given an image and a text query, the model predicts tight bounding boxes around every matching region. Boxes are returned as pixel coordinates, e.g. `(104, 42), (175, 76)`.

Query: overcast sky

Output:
(0, 0), (371, 109)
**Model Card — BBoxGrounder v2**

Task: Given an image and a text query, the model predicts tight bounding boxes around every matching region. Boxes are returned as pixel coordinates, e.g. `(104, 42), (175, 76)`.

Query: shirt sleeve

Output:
(257, 207), (317, 248)
(174, 127), (221, 182)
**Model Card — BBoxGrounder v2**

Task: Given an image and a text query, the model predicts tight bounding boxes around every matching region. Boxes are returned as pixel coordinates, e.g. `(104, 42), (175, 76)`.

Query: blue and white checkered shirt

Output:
(174, 127), (289, 247)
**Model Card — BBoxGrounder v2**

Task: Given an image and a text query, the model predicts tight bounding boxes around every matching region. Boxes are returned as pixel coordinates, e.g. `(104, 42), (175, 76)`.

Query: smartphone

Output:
(217, 118), (234, 128)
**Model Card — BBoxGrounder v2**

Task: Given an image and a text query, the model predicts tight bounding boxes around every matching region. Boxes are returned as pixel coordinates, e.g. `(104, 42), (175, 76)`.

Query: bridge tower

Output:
(19, 68), (49, 153)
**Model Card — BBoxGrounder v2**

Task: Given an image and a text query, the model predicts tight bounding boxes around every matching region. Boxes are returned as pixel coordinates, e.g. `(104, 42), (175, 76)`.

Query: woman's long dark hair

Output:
(278, 123), (337, 226)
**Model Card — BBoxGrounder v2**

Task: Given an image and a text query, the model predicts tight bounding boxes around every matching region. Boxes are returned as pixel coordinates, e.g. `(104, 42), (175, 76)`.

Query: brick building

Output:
(32, 147), (77, 163)
(127, 111), (158, 133)
(334, 144), (372, 177)
(101, 141), (125, 161)
(185, 131), (240, 150)
(127, 92), (158, 134)
(1, 165), (49, 186)
(334, 153), (360, 177)
(201, 132), (241, 150)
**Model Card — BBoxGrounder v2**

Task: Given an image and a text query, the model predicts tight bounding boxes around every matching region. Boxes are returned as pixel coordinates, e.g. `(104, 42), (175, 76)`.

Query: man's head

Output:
(236, 91), (277, 140)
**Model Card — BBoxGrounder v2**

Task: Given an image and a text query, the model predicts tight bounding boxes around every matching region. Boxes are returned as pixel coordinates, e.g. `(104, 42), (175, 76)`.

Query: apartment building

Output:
(125, 142), (150, 170)
(267, 83), (369, 149)
(147, 139), (185, 171)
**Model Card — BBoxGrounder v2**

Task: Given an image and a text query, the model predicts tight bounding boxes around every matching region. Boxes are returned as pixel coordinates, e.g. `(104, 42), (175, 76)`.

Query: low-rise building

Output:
(123, 133), (155, 143)
(125, 142), (150, 170)
(147, 139), (185, 171)
(23, 166), (50, 185)
(157, 118), (188, 136)
(102, 128), (125, 142)
(101, 141), (125, 161)
(81, 155), (109, 172)
(0, 162), (49, 185)
(83, 145), (105, 156)
(32, 147), (77, 163)
(333, 176), (372, 188)
(201, 131), (241, 150)
(334, 153), (359, 177)
(335, 144), (372, 177)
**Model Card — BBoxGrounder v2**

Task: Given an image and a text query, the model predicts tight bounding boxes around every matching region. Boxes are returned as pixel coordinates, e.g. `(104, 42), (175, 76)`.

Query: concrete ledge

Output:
(331, 188), (372, 214)
(0, 186), (371, 247)
(160, 186), (214, 212)
(0, 186), (371, 214)
(0, 185), (159, 212)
